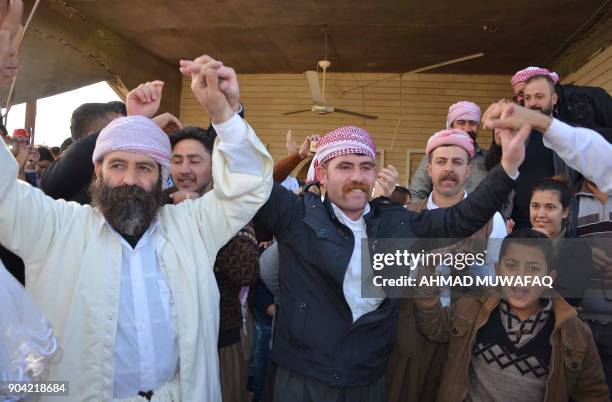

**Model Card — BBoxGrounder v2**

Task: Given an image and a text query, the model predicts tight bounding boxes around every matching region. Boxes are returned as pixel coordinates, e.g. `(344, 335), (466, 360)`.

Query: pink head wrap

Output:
(306, 125), (376, 182)
(511, 66), (560, 90)
(426, 128), (475, 159)
(92, 116), (171, 187)
(446, 101), (481, 129)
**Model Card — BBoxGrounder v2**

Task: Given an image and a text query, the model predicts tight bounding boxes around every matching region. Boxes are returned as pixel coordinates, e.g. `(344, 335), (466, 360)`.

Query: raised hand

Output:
(153, 112), (183, 134)
(0, 0), (23, 85)
(486, 101), (530, 177)
(216, 65), (241, 112)
(483, 100), (553, 134)
(372, 165), (399, 198)
(126, 80), (164, 118)
(285, 130), (297, 155)
(179, 55), (234, 124)
(298, 135), (320, 159)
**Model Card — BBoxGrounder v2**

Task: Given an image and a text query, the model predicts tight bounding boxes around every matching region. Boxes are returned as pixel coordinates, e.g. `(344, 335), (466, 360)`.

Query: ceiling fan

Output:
(282, 29), (378, 120)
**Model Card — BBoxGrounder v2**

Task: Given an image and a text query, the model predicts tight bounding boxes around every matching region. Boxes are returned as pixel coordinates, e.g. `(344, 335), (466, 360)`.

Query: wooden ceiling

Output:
(67, 0), (609, 74)
(3, 0), (609, 106)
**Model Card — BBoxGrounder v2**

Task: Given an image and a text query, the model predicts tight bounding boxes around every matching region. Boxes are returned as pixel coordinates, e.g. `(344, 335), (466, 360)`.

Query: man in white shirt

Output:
(0, 54), (273, 401)
(420, 128), (506, 304)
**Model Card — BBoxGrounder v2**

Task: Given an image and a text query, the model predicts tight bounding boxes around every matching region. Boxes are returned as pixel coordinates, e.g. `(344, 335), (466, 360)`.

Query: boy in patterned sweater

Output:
(414, 229), (608, 402)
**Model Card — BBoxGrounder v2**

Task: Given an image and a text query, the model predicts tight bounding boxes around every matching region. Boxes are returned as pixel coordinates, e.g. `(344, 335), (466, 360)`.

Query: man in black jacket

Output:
(254, 123), (528, 402)
(511, 65), (612, 142)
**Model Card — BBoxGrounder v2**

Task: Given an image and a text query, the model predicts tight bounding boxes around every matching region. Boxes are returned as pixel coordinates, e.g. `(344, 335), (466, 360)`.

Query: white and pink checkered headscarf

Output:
(306, 125), (376, 182)
(511, 66), (560, 90)
(426, 128), (475, 158)
(92, 115), (171, 188)
(446, 101), (481, 129)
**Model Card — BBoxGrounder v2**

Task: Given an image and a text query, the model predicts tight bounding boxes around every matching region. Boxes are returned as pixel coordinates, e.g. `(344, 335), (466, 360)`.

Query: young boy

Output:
(415, 229), (608, 402)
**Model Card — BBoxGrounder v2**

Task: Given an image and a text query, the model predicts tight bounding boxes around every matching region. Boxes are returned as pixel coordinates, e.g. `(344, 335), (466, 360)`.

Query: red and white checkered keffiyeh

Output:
(306, 125), (376, 182)
(511, 66), (560, 90)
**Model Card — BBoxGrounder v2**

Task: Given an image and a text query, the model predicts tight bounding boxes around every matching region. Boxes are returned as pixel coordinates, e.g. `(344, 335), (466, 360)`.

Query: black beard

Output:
(90, 178), (163, 237)
(530, 102), (553, 117)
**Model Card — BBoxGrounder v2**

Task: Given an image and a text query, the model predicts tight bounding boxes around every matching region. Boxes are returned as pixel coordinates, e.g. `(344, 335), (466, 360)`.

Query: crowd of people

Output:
(1, 0), (612, 401)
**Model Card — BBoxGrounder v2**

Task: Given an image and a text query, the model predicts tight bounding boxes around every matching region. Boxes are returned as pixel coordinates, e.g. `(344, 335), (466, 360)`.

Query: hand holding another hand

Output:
(180, 55), (235, 124)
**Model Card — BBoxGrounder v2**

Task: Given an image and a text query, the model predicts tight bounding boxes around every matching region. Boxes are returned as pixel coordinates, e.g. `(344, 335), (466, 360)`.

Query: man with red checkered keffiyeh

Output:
(253, 124), (528, 402)
(509, 65), (612, 143)
(511, 66), (560, 106)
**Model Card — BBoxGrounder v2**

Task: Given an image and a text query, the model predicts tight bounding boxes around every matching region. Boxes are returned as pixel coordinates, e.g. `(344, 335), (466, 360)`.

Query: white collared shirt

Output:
(331, 203), (384, 322)
(427, 191), (507, 305)
(426, 191), (507, 244)
(109, 218), (178, 398)
(108, 113), (264, 398)
(1, 111), (273, 401)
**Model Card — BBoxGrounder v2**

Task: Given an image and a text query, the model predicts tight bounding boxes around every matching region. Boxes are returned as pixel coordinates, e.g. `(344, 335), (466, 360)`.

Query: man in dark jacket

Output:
(511, 65), (612, 142)
(254, 122), (529, 402)
(510, 74), (584, 229)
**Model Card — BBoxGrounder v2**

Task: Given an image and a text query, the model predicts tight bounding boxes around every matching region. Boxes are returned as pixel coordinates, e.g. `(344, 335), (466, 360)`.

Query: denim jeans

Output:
(248, 319), (272, 401)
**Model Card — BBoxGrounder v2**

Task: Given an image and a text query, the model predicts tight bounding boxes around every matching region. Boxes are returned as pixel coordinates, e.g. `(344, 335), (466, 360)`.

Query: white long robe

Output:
(0, 115), (273, 401)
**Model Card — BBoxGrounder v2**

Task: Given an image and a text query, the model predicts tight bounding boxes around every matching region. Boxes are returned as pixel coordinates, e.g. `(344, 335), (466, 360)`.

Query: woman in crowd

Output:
(529, 176), (592, 305)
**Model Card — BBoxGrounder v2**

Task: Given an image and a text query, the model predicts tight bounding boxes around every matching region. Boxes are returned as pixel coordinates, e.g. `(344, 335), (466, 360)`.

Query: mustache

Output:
(342, 182), (370, 195)
(530, 105), (552, 116)
(91, 180), (163, 237)
(102, 184), (155, 203)
(439, 172), (458, 182)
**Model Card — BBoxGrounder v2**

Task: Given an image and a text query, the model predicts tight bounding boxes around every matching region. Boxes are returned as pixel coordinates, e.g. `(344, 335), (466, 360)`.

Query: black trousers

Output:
(273, 366), (385, 402)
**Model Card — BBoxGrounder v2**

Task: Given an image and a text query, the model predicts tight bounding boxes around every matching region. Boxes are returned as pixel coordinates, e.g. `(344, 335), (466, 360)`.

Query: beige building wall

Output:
(563, 45), (612, 93)
(180, 72), (513, 185)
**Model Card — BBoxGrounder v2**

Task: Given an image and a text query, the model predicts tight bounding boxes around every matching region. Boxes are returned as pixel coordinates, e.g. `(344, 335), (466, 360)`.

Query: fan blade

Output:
(342, 52), (484, 94)
(282, 109), (312, 116)
(305, 71), (327, 106)
(333, 108), (378, 120)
